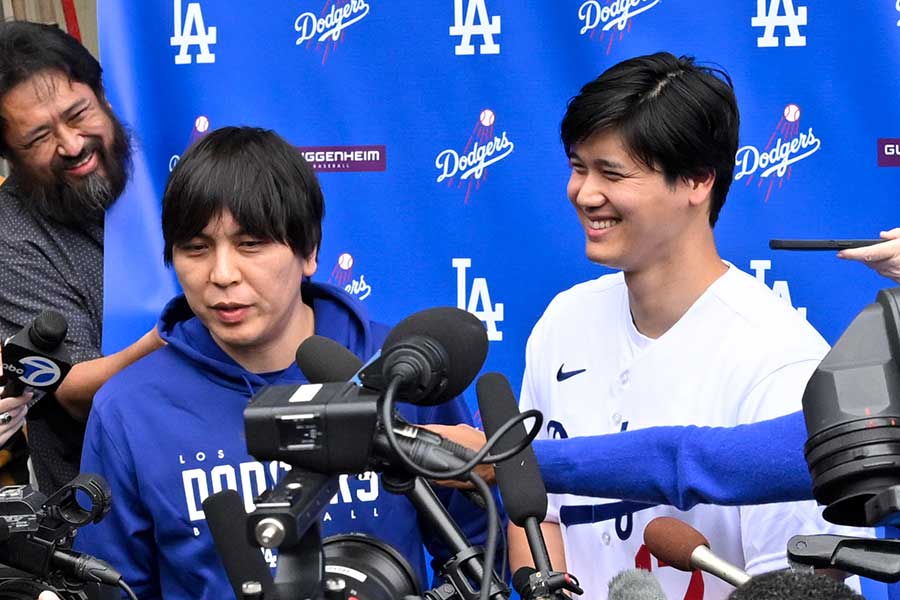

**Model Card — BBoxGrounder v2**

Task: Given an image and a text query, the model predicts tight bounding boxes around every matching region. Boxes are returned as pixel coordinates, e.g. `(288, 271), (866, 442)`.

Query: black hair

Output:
(161, 126), (324, 265)
(728, 570), (864, 600)
(0, 21), (104, 158)
(561, 52), (739, 227)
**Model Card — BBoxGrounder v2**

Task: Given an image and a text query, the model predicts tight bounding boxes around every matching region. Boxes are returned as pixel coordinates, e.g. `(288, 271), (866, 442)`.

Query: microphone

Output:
(643, 516), (750, 588)
(1, 310), (72, 398)
(477, 373), (583, 599)
(203, 490), (277, 600)
(607, 569), (668, 600)
(296, 335), (362, 383)
(476, 372), (548, 525)
(359, 307), (488, 406)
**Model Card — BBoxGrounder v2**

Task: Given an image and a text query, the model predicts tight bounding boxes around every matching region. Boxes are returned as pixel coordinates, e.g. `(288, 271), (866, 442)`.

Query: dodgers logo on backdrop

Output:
(171, 0), (217, 65)
(734, 103), (820, 203)
(328, 252), (373, 301)
(751, 0), (807, 48)
(577, 0), (661, 54)
(450, 0), (501, 55)
(453, 258), (503, 341)
(435, 109), (514, 204)
(169, 115), (211, 172)
(294, 0), (371, 64)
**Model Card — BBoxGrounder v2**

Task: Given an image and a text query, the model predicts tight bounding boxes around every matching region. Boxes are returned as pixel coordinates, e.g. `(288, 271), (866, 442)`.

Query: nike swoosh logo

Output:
(556, 364), (586, 382)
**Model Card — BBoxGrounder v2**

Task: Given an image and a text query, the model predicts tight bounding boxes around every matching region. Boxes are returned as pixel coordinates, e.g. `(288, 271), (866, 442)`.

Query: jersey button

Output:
(602, 532), (611, 545)
(619, 371), (629, 385)
(611, 413), (622, 426)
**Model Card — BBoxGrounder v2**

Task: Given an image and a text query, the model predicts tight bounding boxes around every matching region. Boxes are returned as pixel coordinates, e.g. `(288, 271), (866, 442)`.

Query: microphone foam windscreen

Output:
(608, 569), (668, 600)
(30, 310), (68, 349)
(476, 372), (548, 525)
(202, 490), (276, 599)
(643, 516), (709, 572)
(383, 307), (488, 405)
(296, 335), (363, 383)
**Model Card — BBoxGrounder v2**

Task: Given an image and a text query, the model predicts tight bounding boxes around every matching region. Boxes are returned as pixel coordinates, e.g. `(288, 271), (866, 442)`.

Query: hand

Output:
(38, 592), (63, 600)
(0, 389), (32, 447)
(421, 423), (495, 487)
(838, 229), (900, 283)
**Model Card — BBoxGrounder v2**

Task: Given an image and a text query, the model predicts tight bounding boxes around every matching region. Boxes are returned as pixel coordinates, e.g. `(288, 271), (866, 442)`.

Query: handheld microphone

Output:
(607, 569), (668, 600)
(358, 307), (488, 406)
(643, 516), (750, 588)
(203, 490), (277, 600)
(1, 310), (72, 398)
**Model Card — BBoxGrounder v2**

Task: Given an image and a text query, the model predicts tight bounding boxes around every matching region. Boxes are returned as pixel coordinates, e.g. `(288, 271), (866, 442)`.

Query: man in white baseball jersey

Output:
(509, 52), (868, 599)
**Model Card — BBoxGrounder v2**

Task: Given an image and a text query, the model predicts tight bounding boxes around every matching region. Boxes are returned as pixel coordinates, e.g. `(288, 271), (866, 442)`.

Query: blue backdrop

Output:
(97, 1), (900, 597)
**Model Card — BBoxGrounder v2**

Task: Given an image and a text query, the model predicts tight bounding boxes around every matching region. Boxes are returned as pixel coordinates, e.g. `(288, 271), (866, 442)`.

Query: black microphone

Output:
(476, 372), (547, 525)
(476, 373), (552, 569)
(1, 310), (72, 398)
(296, 335), (362, 383)
(359, 307), (488, 406)
(203, 490), (277, 600)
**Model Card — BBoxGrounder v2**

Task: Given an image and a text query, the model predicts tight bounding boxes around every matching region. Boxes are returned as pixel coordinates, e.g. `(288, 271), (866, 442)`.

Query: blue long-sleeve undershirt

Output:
(532, 411), (900, 599)
(533, 411), (812, 509)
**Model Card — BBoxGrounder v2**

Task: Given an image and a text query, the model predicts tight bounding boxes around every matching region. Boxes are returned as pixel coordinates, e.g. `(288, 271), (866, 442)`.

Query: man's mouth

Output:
(63, 151), (98, 177)
(212, 303), (251, 323)
(588, 218), (620, 231)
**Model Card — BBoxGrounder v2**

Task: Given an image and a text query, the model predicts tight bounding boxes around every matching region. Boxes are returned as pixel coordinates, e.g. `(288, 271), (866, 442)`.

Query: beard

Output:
(11, 108), (133, 227)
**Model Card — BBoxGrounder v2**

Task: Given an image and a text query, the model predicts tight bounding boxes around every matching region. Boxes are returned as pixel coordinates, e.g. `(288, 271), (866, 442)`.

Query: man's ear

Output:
(303, 247), (318, 278)
(686, 170), (716, 208)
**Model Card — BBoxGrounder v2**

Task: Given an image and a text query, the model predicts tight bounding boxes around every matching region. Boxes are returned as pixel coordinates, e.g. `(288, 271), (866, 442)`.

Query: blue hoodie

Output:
(76, 282), (492, 600)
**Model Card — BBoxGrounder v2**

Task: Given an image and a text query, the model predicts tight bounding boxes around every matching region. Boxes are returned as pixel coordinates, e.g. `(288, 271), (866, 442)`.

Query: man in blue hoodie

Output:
(76, 126), (493, 600)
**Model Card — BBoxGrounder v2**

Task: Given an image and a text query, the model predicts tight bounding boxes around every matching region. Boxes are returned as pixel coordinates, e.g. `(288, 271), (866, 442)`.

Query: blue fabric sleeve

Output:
(75, 406), (161, 600)
(532, 411), (813, 510)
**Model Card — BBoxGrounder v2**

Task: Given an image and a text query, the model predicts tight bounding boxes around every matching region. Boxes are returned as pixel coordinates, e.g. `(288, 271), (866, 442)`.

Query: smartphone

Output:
(769, 239), (884, 251)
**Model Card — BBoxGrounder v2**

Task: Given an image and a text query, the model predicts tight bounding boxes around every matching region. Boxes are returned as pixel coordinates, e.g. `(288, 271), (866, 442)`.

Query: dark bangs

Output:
(161, 126), (324, 264)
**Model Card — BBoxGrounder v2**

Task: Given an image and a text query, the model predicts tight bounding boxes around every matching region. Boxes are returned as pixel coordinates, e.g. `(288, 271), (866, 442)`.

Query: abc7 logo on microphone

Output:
(5, 355), (63, 387)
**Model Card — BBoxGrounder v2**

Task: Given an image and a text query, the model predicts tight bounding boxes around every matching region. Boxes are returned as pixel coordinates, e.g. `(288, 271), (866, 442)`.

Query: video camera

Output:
(787, 287), (900, 581)
(212, 307), (543, 600)
(0, 474), (120, 600)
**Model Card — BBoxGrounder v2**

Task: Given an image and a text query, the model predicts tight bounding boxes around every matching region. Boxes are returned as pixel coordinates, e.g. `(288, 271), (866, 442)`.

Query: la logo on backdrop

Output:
(328, 252), (373, 301)
(577, 0), (661, 54)
(734, 103), (821, 203)
(293, 0), (372, 64)
(434, 109), (515, 204)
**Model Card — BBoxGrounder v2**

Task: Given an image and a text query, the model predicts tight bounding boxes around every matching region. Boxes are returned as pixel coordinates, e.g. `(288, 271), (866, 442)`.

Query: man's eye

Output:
(180, 243), (207, 253)
(240, 240), (266, 249)
(24, 133), (50, 149)
(604, 171), (624, 180)
(70, 108), (88, 122)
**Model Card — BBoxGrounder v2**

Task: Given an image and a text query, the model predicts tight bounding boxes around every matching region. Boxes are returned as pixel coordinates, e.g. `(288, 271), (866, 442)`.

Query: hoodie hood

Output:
(156, 280), (380, 394)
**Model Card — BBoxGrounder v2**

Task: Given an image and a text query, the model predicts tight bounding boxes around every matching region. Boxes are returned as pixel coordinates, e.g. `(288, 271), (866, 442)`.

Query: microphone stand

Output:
(382, 473), (508, 600)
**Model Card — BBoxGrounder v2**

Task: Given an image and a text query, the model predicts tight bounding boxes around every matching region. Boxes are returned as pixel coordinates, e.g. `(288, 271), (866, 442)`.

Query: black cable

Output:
(468, 471), (496, 600)
(119, 579), (139, 600)
(380, 376), (543, 481)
